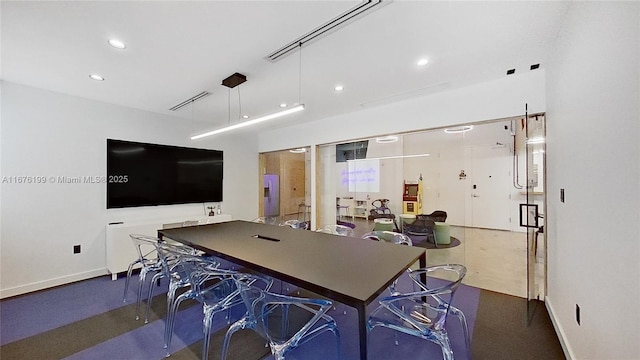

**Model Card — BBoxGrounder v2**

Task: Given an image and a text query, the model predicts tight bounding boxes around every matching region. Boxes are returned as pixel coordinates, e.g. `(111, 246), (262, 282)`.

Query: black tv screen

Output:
(336, 140), (369, 162)
(107, 139), (223, 208)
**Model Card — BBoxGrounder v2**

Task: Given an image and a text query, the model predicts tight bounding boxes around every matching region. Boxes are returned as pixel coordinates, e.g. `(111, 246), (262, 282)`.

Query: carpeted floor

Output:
(1, 271), (565, 360)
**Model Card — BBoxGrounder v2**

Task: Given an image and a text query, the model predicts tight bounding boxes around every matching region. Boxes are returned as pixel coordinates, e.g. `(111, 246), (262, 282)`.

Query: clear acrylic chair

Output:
(407, 265), (471, 358)
(220, 273), (341, 360)
(279, 219), (309, 230)
(144, 241), (199, 324)
(316, 224), (355, 237)
(252, 216), (279, 225)
(367, 264), (469, 360)
(123, 234), (159, 304)
(199, 272), (274, 360)
(124, 234), (168, 321)
(361, 231), (412, 246)
(163, 256), (238, 357)
(361, 231), (413, 295)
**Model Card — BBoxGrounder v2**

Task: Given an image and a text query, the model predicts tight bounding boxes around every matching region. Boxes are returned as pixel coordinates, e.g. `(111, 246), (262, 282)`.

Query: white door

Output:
(467, 145), (511, 230)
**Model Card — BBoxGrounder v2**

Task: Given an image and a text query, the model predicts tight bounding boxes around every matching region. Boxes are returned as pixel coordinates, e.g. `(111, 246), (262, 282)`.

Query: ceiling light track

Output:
(169, 91), (211, 111)
(265, 0), (386, 62)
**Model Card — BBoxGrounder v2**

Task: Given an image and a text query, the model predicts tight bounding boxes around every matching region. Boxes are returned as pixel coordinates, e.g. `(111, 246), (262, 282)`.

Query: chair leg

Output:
(437, 334), (454, 360)
(123, 261), (136, 302)
(202, 306), (215, 360)
(450, 306), (472, 359)
(135, 269), (149, 321)
(220, 319), (246, 360)
(165, 290), (191, 353)
(333, 327), (342, 360)
(145, 273), (164, 323)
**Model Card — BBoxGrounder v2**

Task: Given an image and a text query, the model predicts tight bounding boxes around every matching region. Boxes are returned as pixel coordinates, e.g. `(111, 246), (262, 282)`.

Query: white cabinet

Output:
(105, 214), (232, 280)
(353, 199), (370, 218)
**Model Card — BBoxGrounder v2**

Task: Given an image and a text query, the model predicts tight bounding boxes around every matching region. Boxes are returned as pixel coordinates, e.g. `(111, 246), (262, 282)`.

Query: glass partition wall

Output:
(315, 116), (546, 300)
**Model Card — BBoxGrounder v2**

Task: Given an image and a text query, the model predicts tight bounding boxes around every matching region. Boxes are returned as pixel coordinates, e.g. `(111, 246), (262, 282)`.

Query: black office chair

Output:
(368, 199), (399, 231)
(404, 215), (437, 247)
(426, 210), (447, 222)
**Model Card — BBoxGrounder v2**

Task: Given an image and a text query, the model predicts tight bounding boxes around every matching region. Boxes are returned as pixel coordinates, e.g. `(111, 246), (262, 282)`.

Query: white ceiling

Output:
(1, 1), (570, 136)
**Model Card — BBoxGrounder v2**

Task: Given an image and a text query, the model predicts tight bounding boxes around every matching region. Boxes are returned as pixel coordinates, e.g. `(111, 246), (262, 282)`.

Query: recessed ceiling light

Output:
(279, 103), (287, 108)
(289, 148), (307, 153)
(417, 58), (429, 66)
(334, 85), (344, 91)
(444, 125), (473, 134)
(242, 115), (249, 119)
(89, 74), (105, 81)
(108, 39), (126, 49)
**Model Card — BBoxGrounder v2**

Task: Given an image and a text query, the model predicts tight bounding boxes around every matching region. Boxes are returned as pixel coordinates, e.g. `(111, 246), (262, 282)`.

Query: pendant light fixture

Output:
(191, 44), (305, 140)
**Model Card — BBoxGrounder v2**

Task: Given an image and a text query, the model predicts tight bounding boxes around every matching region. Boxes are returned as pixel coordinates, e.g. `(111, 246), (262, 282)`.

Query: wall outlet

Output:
(575, 304), (581, 325)
(73, 245), (81, 254)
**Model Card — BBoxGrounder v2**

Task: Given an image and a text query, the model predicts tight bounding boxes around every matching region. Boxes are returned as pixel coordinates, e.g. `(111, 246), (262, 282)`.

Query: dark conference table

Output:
(158, 220), (426, 360)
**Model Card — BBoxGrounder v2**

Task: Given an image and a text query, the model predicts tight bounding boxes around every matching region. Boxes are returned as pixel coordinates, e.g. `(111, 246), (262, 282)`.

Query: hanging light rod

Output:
(191, 104), (305, 140)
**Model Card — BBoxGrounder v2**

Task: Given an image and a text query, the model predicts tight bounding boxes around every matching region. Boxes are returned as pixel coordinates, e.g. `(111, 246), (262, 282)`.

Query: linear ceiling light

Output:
(347, 153), (430, 162)
(375, 135), (398, 143)
(191, 104), (304, 140)
(444, 125), (473, 134)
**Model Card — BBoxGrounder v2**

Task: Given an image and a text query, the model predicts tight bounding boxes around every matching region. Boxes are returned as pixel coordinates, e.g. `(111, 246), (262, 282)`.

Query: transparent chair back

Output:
(316, 224), (355, 237)
(368, 264), (470, 360)
(163, 255), (224, 354)
(361, 231), (412, 246)
(143, 241), (198, 323)
(183, 261), (244, 360)
(221, 273), (341, 360)
(124, 234), (164, 320)
(279, 219), (309, 230)
(123, 234), (158, 300)
(252, 216), (280, 225)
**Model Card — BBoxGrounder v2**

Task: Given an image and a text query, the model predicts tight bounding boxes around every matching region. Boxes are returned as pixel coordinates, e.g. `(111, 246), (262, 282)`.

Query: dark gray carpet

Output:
(471, 290), (565, 360)
(1, 283), (565, 360)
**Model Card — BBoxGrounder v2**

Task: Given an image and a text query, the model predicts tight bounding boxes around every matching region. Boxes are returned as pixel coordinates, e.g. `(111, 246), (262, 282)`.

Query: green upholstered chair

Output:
(434, 222), (451, 245)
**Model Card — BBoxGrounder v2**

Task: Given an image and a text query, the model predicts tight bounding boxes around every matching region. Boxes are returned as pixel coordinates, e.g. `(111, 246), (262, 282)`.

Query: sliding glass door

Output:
(523, 114), (546, 322)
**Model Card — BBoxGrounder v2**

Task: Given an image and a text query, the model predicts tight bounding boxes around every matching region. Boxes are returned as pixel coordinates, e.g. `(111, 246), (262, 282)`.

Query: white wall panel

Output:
(0, 82), (258, 297)
(545, 2), (640, 359)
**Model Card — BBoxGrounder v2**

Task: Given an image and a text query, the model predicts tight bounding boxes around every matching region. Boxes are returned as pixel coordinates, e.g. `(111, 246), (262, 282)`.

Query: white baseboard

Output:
(545, 296), (575, 360)
(0, 268), (108, 299)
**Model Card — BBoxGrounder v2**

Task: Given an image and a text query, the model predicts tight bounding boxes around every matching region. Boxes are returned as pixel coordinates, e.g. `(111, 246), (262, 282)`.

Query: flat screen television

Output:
(336, 140), (369, 162)
(107, 139), (223, 209)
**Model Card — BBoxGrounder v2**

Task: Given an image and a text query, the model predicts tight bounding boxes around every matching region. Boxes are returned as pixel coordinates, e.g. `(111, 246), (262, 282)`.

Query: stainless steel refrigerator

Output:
(263, 174), (280, 218)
